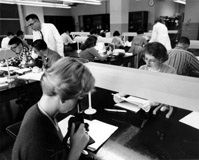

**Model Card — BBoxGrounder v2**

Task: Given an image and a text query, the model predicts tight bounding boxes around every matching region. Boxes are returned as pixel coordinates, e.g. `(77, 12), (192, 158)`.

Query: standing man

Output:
(25, 14), (64, 57)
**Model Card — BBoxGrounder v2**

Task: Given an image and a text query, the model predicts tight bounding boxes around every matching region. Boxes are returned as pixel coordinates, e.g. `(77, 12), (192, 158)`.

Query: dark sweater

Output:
(12, 104), (69, 160)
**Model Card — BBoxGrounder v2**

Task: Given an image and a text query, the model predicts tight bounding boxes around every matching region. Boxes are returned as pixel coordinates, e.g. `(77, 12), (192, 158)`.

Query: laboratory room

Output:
(0, 0), (199, 159)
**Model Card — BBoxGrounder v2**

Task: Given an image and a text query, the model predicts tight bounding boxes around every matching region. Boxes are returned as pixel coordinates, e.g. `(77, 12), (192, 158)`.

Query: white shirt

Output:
(1, 36), (10, 49)
(61, 32), (74, 45)
(33, 23), (64, 57)
(149, 22), (171, 50)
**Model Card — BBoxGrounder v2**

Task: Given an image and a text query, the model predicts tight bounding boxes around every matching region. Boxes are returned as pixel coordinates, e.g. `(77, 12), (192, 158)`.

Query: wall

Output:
(71, 1), (108, 31)
(182, 0), (199, 39)
(43, 7), (71, 16)
(184, 0), (199, 23)
(22, 6), (44, 34)
(155, 0), (176, 19)
(129, 0), (155, 30)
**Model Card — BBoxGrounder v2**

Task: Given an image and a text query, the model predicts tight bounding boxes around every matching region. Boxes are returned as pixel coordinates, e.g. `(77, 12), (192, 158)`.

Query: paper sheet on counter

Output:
(58, 115), (118, 151)
(179, 111), (199, 130)
(17, 72), (43, 81)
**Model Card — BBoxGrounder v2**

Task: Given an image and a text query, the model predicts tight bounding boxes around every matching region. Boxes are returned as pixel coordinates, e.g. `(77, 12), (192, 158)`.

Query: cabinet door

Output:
(129, 11), (148, 32)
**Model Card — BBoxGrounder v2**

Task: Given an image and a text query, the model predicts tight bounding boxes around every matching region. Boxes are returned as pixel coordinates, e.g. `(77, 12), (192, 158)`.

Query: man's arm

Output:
(190, 55), (199, 77)
(50, 24), (64, 57)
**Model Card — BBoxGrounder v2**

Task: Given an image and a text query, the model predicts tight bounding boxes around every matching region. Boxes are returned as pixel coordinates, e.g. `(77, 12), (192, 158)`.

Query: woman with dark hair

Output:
(79, 35), (111, 62)
(111, 30), (125, 48)
(114, 42), (176, 121)
(140, 42), (175, 73)
(139, 42), (176, 119)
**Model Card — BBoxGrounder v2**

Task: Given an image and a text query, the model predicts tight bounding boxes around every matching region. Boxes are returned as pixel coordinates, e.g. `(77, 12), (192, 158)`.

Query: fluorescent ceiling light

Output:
(173, 0), (186, 5)
(17, 0), (71, 8)
(0, 0), (102, 8)
(60, 0), (101, 5)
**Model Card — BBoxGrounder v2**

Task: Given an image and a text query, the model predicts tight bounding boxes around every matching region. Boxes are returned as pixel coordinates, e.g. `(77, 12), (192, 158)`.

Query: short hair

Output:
(178, 37), (190, 46)
(80, 36), (97, 50)
(137, 29), (144, 35)
(100, 32), (106, 37)
(16, 30), (24, 37)
(113, 31), (120, 37)
(40, 57), (95, 101)
(32, 39), (48, 51)
(8, 36), (23, 46)
(7, 32), (14, 36)
(155, 18), (165, 24)
(25, 14), (39, 21)
(90, 29), (98, 35)
(142, 42), (168, 62)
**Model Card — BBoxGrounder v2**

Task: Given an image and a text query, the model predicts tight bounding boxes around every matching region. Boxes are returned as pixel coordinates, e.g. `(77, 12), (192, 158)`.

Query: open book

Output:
(58, 115), (118, 151)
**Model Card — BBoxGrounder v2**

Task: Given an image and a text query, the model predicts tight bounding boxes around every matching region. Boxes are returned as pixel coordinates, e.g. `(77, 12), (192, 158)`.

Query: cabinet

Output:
(129, 11), (148, 32)
(80, 14), (110, 32)
(44, 16), (75, 34)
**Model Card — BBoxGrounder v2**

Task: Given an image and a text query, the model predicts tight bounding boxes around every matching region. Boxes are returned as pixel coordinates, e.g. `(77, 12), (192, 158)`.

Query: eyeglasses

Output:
(28, 21), (36, 27)
(10, 44), (19, 52)
(143, 57), (158, 64)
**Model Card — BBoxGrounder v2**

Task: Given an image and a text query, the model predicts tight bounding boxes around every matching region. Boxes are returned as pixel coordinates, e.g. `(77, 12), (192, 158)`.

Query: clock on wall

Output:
(148, 0), (155, 6)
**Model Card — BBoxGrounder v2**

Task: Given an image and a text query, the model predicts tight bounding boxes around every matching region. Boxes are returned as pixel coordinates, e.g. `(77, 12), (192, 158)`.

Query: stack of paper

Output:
(58, 115), (118, 151)
(0, 66), (19, 71)
(115, 101), (140, 113)
(14, 68), (31, 74)
(115, 96), (150, 112)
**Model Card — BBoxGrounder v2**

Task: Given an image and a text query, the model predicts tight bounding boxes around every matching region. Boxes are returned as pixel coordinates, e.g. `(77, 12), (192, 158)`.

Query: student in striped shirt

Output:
(166, 37), (199, 77)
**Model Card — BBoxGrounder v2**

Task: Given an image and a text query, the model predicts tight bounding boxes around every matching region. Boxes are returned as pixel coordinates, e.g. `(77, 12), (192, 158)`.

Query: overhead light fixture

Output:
(60, 0), (101, 5)
(173, 0), (186, 5)
(0, 0), (71, 8)
(0, 0), (101, 7)
(0, 0), (15, 4)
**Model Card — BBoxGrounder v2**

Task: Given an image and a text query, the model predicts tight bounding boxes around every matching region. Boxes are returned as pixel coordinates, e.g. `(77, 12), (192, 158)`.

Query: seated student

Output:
(128, 29), (148, 68)
(1, 32), (14, 49)
(131, 29), (147, 47)
(79, 35), (111, 62)
(138, 42), (176, 119)
(114, 42), (176, 121)
(61, 30), (75, 45)
(89, 28), (106, 53)
(139, 42), (176, 74)
(32, 39), (61, 70)
(16, 30), (30, 49)
(12, 57), (95, 160)
(165, 37), (199, 77)
(111, 30), (125, 49)
(0, 36), (33, 67)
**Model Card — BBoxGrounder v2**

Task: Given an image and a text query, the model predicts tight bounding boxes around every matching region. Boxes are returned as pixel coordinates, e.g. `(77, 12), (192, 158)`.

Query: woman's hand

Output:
(113, 92), (127, 103)
(68, 123), (89, 160)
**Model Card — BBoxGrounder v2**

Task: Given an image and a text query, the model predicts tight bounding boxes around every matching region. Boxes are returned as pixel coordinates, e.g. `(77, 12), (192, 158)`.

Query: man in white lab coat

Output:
(149, 19), (171, 50)
(25, 14), (64, 57)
